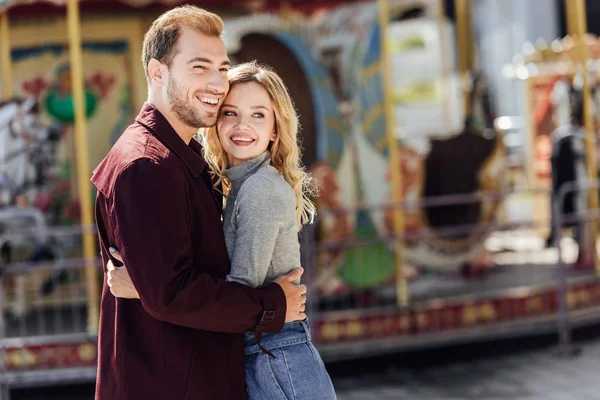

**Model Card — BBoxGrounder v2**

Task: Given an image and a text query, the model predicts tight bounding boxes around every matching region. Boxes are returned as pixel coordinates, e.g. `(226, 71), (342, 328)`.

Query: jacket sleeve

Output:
(110, 158), (285, 333)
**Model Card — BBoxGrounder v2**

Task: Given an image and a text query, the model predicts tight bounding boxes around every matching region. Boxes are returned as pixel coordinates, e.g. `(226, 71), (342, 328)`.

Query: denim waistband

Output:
(244, 318), (311, 356)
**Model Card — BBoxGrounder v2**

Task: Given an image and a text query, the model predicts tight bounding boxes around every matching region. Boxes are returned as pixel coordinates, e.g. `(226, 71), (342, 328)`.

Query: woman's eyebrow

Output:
(221, 105), (269, 110)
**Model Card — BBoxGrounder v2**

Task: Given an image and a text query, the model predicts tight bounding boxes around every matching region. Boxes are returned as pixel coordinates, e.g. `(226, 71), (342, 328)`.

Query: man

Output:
(91, 6), (306, 400)
(546, 87), (590, 267)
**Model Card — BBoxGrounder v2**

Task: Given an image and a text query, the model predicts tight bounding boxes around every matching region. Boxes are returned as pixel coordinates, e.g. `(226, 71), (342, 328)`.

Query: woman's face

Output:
(217, 81), (276, 167)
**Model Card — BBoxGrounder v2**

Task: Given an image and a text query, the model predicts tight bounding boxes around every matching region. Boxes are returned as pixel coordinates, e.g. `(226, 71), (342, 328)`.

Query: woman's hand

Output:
(106, 248), (140, 299)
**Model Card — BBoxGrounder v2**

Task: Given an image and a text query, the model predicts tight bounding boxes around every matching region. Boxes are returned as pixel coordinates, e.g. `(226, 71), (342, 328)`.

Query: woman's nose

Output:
(234, 116), (252, 130)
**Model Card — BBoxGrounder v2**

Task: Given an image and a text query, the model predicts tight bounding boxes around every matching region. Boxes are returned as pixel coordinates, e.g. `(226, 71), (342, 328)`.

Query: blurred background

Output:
(0, 0), (600, 398)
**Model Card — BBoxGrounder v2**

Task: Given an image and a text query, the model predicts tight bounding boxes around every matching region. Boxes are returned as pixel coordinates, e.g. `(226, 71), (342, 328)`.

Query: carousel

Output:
(0, 0), (599, 394)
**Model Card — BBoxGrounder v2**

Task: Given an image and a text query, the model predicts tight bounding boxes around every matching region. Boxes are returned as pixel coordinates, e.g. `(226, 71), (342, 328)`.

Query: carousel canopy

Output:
(505, 34), (600, 81)
(0, 0), (357, 16)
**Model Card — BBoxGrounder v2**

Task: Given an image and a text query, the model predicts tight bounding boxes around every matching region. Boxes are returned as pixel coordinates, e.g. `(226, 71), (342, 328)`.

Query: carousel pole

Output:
(565, 0), (577, 43)
(0, 12), (12, 99)
(66, 0), (100, 334)
(280, 0), (292, 22)
(436, 0), (452, 130)
(566, 0), (599, 273)
(455, 0), (474, 118)
(280, 0), (292, 32)
(378, 0), (409, 307)
(0, 15), (10, 399)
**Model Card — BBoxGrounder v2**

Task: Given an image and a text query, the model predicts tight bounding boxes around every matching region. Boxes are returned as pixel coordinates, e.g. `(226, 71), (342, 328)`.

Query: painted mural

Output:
(222, 0), (508, 300)
(0, 1), (507, 305)
(9, 40), (134, 225)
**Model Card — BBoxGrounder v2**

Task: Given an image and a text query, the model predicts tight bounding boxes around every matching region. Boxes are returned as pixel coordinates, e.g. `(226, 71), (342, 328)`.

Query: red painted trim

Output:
(3, 0), (365, 18)
(5, 281), (600, 370)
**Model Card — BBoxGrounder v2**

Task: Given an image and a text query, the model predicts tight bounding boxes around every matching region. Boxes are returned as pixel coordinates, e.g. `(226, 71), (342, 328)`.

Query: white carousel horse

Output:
(0, 98), (64, 318)
(0, 97), (61, 206)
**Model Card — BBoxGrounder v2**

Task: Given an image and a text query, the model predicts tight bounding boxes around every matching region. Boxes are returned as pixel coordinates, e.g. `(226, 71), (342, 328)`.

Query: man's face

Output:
(164, 29), (230, 128)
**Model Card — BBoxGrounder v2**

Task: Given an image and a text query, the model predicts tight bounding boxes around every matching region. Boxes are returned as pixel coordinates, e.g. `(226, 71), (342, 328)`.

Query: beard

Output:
(167, 77), (217, 129)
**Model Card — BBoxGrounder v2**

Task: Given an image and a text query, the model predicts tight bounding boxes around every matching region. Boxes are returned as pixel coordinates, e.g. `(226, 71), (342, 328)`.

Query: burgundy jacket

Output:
(91, 103), (286, 400)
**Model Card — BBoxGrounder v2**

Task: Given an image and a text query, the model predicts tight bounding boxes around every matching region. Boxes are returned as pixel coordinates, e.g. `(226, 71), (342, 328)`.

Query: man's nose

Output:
(206, 70), (227, 95)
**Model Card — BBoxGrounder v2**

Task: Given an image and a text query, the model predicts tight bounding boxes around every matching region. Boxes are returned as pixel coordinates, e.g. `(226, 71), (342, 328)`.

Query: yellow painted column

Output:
(130, 19), (147, 111)
(566, 0), (600, 273)
(66, 0), (100, 333)
(455, 0), (474, 118)
(565, 0), (577, 41)
(438, 0), (446, 17)
(280, 0), (292, 23)
(378, 0), (408, 307)
(436, 0), (453, 131)
(524, 77), (537, 189)
(0, 12), (12, 99)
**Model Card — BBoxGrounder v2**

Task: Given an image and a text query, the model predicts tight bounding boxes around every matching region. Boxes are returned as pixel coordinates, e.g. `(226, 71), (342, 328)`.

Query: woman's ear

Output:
(270, 130), (277, 141)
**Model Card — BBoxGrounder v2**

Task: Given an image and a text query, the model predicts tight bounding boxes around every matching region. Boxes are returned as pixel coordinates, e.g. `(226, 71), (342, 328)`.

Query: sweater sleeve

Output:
(226, 176), (286, 288)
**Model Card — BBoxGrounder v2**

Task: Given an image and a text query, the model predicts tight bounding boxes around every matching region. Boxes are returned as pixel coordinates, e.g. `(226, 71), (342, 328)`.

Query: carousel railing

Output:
(302, 185), (600, 359)
(0, 223), (99, 395)
(553, 180), (600, 356)
(303, 187), (557, 311)
(0, 185), (597, 387)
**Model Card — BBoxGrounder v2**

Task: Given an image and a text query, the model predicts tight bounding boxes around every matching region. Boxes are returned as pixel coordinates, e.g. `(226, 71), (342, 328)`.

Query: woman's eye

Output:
(253, 113), (264, 118)
(222, 110), (236, 116)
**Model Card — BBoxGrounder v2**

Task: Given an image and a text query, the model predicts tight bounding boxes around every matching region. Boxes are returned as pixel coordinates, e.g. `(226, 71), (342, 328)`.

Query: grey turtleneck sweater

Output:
(224, 151), (301, 288)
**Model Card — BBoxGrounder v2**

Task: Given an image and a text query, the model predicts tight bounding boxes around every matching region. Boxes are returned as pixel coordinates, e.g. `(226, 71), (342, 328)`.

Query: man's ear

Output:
(148, 59), (165, 86)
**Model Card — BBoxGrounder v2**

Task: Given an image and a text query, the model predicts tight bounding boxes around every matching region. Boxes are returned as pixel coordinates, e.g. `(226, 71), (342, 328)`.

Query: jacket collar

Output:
(135, 102), (207, 177)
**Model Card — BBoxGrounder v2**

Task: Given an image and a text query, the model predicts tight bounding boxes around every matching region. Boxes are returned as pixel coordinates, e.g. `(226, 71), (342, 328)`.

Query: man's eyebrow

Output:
(187, 57), (231, 67)
(187, 57), (210, 64)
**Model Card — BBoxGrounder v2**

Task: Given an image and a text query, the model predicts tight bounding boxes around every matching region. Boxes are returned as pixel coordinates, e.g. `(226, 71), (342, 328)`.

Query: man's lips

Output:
(196, 95), (220, 110)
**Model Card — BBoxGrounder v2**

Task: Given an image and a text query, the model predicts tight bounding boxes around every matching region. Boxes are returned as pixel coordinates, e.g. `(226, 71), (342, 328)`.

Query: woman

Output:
(107, 62), (336, 400)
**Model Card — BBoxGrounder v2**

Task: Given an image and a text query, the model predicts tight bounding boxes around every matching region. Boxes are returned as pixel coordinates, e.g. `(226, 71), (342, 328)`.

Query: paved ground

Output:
(10, 329), (600, 400)
(332, 339), (600, 400)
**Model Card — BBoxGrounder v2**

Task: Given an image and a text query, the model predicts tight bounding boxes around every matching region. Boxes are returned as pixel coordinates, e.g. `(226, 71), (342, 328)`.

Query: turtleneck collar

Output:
(226, 151), (272, 194)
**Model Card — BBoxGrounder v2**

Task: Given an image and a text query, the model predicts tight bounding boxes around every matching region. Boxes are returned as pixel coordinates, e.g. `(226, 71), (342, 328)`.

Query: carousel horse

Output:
(0, 98), (66, 315)
(0, 97), (61, 205)
(309, 160), (353, 293)
(417, 71), (506, 276)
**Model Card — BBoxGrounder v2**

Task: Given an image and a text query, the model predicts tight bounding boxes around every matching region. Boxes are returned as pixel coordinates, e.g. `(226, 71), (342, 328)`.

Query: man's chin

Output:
(203, 115), (218, 127)
(195, 111), (217, 128)
(177, 113), (217, 129)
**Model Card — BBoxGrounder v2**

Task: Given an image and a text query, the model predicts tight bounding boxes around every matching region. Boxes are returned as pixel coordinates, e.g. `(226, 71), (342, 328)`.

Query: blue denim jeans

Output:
(244, 319), (336, 400)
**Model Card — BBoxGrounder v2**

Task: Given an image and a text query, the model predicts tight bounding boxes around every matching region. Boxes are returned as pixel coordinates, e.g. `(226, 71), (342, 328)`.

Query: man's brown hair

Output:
(142, 5), (224, 82)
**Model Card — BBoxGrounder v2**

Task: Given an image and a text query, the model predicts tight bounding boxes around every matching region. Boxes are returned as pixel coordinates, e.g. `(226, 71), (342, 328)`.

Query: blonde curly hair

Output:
(199, 61), (316, 228)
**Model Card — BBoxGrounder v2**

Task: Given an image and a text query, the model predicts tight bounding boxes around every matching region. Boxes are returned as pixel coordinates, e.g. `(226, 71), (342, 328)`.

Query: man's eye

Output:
(194, 65), (206, 70)
(220, 68), (230, 72)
